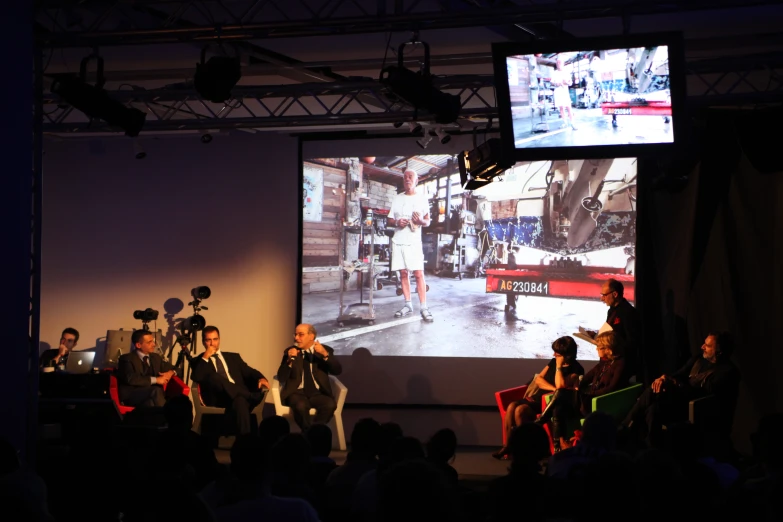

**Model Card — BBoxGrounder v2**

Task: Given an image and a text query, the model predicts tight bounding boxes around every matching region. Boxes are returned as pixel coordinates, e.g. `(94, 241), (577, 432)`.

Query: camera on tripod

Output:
(133, 308), (159, 330)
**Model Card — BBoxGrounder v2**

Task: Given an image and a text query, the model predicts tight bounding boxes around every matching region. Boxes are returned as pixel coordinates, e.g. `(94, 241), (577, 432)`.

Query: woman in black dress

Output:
(493, 336), (584, 459)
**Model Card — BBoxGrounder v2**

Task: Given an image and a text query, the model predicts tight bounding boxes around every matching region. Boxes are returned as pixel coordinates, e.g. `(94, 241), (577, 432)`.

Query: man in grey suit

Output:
(117, 329), (177, 407)
(277, 323), (342, 431)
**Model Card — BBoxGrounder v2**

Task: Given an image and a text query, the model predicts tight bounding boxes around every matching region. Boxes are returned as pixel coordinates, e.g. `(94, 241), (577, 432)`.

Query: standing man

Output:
(190, 325), (269, 436)
(117, 329), (177, 408)
(39, 328), (79, 369)
(277, 324), (342, 431)
(599, 278), (641, 382)
(388, 168), (434, 322)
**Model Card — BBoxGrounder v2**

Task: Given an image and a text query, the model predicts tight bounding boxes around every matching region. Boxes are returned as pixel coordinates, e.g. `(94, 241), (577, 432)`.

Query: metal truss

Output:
(41, 74), (498, 133)
(35, 0), (783, 48)
(41, 52), (783, 134)
(686, 52), (783, 106)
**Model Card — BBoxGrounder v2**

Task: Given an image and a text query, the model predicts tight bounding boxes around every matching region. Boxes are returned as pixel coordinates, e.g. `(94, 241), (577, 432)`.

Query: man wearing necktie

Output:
(117, 330), (177, 407)
(190, 325), (269, 436)
(277, 323), (342, 431)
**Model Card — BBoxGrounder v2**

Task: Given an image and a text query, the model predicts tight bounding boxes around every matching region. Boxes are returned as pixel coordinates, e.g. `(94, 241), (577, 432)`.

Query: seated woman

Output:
(538, 331), (628, 451)
(492, 336), (584, 459)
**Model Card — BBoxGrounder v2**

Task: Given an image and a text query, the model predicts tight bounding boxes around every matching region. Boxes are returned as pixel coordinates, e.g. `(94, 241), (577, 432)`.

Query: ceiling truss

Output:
(36, 0), (783, 47)
(35, 1), (783, 134)
(41, 53), (783, 134)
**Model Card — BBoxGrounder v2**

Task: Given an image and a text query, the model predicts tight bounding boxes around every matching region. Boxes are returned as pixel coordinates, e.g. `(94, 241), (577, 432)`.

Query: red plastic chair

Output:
(106, 369), (190, 416)
(494, 383), (556, 454)
(494, 384), (529, 446)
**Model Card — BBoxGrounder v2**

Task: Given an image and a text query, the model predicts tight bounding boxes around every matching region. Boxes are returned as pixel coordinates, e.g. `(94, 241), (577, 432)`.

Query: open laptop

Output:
(65, 351), (95, 374)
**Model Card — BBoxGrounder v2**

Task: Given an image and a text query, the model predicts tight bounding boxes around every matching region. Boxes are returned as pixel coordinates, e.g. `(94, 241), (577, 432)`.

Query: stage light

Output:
(458, 138), (513, 191)
(191, 286), (211, 300)
(380, 40), (461, 124)
(133, 139), (146, 159)
(50, 56), (147, 137)
(194, 49), (242, 103)
(185, 314), (207, 331)
(416, 133), (433, 149)
(133, 308), (159, 322)
(407, 121), (423, 134)
(434, 126), (451, 145)
(393, 121), (404, 128)
(201, 133), (213, 144)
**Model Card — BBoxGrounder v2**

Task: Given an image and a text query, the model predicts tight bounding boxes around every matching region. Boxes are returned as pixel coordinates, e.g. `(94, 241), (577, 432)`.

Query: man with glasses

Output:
(595, 279), (641, 383)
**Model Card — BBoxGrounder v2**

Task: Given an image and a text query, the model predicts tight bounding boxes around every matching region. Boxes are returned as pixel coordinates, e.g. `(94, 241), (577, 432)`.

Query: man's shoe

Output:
(394, 305), (413, 318)
(421, 308), (434, 322)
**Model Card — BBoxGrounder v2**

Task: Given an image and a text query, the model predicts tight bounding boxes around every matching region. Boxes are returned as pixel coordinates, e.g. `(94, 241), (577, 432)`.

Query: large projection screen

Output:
(301, 137), (636, 406)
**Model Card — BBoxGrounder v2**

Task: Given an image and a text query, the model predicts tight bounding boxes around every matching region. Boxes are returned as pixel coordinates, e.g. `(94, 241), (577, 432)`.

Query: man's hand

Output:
(651, 375), (668, 393)
(54, 344), (69, 363)
(155, 375), (169, 386)
(287, 348), (299, 359)
(397, 217), (410, 228)
(203, 345), (218, 360)
(258, 378), (270, 390)
(313, 341), (329, 358)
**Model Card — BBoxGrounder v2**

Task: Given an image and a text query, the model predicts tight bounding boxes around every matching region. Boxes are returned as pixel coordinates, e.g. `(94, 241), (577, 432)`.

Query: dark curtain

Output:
(637, 107), (783, 452)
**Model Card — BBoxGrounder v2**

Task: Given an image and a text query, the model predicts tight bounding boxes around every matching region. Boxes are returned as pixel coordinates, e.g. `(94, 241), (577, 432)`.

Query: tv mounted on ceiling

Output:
(492, 32), (686, 161)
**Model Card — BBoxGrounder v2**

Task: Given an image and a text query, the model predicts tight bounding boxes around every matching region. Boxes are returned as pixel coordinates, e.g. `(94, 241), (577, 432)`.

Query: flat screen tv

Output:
(492, 32), (686, 161)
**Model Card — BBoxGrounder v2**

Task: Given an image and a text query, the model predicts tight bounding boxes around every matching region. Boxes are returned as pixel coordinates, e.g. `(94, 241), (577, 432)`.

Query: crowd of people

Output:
(7, 403), (783, 522)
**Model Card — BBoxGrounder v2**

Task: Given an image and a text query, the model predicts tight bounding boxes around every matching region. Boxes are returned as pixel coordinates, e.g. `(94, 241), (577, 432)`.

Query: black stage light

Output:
(458, 138), (513, 191)
(51, 75), (147, 137)
(133, 308), (159, 322)
(380, 41), (461, 124)
(185, 314), (207, 331)
(191, 286), (211, 300)
(194, 50), (242, 103)
(201, 133), (213, 144)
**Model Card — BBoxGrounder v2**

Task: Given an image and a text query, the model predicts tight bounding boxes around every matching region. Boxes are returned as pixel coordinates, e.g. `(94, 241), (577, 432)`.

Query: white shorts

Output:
(391, 242), (425, 272)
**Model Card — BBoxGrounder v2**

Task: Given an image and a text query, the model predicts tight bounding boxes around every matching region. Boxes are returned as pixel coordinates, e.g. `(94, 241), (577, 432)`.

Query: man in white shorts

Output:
(388, 169), (433, 322)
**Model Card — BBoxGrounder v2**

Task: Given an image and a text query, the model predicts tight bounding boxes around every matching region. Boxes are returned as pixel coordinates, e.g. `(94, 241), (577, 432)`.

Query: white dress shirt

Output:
(297, 347), (320, 391)
(210, 350), (235, 384)
(136, 350), (157, 385)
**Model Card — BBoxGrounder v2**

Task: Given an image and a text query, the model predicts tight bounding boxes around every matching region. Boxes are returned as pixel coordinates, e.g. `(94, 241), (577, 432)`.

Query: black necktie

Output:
(212, 355), (229, 380)
(143, 356), (152, 376)
(303, 350), (316, 395)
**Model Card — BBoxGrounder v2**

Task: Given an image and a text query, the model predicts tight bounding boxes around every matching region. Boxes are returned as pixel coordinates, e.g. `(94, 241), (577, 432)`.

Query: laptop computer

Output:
(65, 351), (95, 374)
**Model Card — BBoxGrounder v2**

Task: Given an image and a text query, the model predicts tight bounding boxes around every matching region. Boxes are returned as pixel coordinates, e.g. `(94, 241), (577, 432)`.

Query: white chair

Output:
(190, 383), (268, 435)
(271, 374), (348, 451)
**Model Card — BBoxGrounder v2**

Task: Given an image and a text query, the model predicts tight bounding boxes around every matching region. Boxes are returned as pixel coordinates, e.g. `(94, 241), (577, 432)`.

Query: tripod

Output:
(178, 296), (208, 383)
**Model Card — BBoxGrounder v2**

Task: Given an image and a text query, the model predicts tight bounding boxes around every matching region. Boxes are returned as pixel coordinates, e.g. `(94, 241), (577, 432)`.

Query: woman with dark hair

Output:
(538, 331), (630, 451)
(492, 336), (584, 459)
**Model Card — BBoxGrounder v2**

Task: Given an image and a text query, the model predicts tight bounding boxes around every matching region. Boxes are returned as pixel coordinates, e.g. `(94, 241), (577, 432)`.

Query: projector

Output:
(458, 138), (512, 191)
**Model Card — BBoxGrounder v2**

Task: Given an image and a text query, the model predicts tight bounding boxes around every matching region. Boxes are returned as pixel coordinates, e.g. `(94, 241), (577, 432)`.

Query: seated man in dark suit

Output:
(621, 331), (740, 448)
(39, 327), (79, 369)
(117, 329), (177, 407)
(277, 323), (342, 431)
(190, 325), (269, 436)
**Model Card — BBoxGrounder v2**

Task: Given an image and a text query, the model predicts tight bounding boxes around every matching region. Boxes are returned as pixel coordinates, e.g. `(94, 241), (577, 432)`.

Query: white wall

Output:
(41, 133), (299, 380)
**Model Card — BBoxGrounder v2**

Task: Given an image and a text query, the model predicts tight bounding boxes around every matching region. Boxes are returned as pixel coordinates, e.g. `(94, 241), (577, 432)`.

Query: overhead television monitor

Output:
(300, 154), (637, 363)
(492, 32), (686, 161)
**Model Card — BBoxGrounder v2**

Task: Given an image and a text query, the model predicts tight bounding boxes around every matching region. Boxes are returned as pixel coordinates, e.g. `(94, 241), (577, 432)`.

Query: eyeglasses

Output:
(600, 291), (614, 297)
